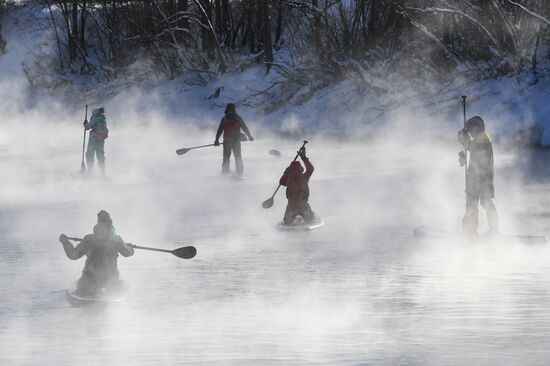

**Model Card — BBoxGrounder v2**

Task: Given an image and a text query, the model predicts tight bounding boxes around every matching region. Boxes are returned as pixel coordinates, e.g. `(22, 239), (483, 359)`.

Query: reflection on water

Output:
(1, 137), (550, 365)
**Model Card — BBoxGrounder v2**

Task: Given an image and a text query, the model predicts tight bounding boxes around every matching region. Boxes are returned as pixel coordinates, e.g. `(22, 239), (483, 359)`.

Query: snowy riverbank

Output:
(1, 4), (549, 146)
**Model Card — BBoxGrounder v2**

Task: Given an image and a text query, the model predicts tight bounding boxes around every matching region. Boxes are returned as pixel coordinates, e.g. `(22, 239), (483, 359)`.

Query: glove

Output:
(214, 140), (220, 146)
(59, 234), (69, 244)
(83, 120), (88, 126)
(458, 151), (467, 167)
(298, 146), (307, 160)
(457, 129), (469, 145)
(248, 136), (254, 142)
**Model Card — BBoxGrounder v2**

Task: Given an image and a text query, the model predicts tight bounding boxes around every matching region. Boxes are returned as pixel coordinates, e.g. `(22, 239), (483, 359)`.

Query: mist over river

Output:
(1, 120), (549, 365)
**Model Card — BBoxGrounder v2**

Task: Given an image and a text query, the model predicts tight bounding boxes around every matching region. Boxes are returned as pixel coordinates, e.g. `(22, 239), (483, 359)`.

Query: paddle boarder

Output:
(214, 103), (254, 176)
(458, 116), (499, 236)
(279, 146), (316, 224)
(84, 107), (109, 176)
(59, 210), (134, 294)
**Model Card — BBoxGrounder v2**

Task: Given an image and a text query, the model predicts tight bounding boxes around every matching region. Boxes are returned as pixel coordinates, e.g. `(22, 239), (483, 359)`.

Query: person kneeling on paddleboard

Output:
(279, 146), (315, 224)
(59, 210), (134, 294)
(458, 116), (499, 237)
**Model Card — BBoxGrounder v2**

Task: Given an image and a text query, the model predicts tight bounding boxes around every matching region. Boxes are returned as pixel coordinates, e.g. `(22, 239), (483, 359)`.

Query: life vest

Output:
(223, 115), (241, 141)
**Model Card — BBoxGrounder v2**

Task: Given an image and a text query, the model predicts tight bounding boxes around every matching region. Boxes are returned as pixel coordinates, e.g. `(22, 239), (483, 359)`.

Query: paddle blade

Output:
(262, 197), (274, 209)
(176, 148), (191, 155)
(171, 246), (197, 259)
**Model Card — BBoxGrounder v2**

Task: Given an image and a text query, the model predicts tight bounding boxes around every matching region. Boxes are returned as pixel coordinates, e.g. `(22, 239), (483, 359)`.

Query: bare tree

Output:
(0, 0), (8, 54)
(30, 0), (550, 85)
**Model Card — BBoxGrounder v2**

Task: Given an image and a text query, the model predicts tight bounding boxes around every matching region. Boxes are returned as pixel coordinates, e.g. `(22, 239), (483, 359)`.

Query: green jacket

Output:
(84, 114), (107, 141)
(62, 224), (134, 283)
(84, 114), (106, 131)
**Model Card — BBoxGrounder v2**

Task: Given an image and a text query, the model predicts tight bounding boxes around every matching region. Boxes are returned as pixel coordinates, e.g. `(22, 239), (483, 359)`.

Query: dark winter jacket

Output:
(465, 132), (494, 197)
(215, 112), (252, 142)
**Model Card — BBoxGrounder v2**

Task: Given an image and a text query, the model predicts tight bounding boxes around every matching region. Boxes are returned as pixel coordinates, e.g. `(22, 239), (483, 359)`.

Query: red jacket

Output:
(215, 112), (252, 142)
(279, 159), (314, 202)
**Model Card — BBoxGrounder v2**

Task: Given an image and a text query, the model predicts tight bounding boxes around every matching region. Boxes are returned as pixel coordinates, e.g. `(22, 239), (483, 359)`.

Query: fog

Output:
(1, 94), (550, 366)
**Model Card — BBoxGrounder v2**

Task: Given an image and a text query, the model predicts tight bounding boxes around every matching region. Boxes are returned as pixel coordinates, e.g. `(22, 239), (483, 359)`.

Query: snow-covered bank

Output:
(1, 5), (549, 146)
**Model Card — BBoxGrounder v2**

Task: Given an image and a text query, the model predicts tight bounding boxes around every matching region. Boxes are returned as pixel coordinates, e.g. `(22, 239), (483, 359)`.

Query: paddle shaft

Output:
(267, 141), (308, 201)
(65, 237), (196, 259)
(67, 237), (172, 253)
(187, 143), (216, 151)
(177, 136), (250, 155)
(81, 105), (88, 173)
(130, 244), (172, 253)
(461, 96), (467, 186)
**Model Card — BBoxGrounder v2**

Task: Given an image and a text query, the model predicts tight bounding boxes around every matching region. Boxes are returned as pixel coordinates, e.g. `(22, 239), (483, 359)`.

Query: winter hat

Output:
(97, 210), (113, 225)
(466, 116), (485, 133)
(92, 107), (105, 116)
(225, 103), (236, 114)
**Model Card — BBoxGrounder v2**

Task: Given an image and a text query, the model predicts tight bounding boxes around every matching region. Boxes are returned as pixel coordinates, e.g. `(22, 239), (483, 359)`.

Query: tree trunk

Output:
(79, 0), (86, 56)
(215, 0), (222, 35)
(71, 0), (78, 62)
(0, 1), (6, 54)
(274, 0), (283, 45)
(178, 0), (189, 29)
(260, 0), (273, 72)
(200, 0), (215, 57)
(221, 0), (231, 46)
(312, 0), (322, 57)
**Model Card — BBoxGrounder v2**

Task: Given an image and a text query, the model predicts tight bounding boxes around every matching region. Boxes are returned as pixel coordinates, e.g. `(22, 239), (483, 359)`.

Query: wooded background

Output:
(2, 1), (549, 84)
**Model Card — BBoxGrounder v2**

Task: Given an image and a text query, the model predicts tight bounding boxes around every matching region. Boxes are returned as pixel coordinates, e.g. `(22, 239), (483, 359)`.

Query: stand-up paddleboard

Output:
(413, 226), (548, 244)
(277, 213), (324, 231)
(71, 171), (113, 181)
(66, 281), (128, 306)
(213, 172), (246, 180)
(230, 174), (247, 181)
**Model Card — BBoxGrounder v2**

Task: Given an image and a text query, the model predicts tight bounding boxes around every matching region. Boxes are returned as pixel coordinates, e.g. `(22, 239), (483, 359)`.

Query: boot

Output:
(86, 162), (94, 175)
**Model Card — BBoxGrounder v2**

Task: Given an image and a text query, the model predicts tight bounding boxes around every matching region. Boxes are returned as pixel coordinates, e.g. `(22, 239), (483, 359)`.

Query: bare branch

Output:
(507, 0), (550, 25)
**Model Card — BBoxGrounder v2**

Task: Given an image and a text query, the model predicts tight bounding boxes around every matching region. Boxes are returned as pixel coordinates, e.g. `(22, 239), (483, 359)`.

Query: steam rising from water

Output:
(1, 96), (550, 365)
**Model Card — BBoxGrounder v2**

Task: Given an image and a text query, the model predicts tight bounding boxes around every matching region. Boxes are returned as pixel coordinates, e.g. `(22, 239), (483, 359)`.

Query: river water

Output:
(0, 124), (549, 365)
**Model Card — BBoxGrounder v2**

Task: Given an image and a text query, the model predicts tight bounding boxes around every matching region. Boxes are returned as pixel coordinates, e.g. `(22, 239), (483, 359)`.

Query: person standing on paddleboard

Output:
(59, 210), (134, 294)
(214, 103), (254, 176)
(458, 116), (499, 236)
(84, 107), (109, 176)
(279, 146), (315, 224)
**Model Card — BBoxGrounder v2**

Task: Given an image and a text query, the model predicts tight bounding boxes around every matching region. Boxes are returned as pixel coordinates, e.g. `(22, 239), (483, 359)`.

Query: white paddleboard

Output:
(277, 213), (324, 231)
(71, 171), (113, 181)
(65, 281), (128, 306)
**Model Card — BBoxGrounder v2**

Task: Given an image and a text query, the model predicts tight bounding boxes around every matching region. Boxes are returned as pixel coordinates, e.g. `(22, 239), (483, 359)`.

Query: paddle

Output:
(80, 105), (88, 174)
(176, 134), (250, 156)
(262, 140), (308, 209)
(130, 244), (197, 259)
(67, 237), (197, 259)
(176, 143), (215, 156)
(461, 96), (468, 186)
